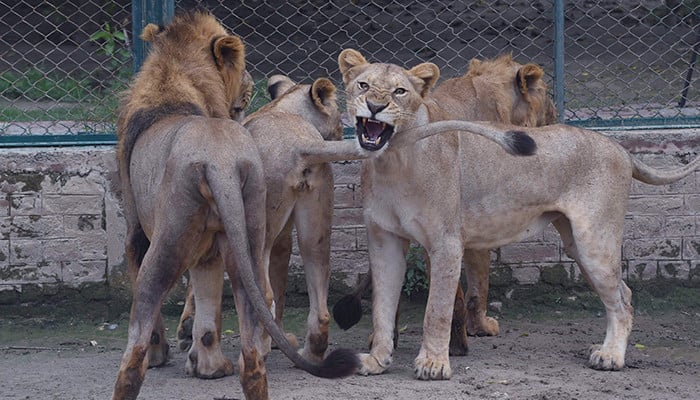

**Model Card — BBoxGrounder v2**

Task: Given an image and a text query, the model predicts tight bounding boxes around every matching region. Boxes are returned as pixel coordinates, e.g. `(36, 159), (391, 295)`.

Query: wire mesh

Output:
(1, 0), (699, 138)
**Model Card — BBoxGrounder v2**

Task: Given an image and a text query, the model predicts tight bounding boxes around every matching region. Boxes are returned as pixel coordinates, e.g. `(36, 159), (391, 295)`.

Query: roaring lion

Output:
(337, 48), (699, 379)
(176, 73), (372, 372)
(112, 11), (358, 400)
(333, 52), (557, 355)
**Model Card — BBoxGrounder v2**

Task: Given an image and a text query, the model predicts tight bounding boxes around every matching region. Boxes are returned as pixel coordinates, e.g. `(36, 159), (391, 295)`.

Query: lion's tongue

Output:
(365, 120), (383, 139)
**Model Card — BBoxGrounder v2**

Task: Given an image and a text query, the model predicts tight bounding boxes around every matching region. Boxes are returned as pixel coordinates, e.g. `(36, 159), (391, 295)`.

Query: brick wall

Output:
(0, 129), (698, 303)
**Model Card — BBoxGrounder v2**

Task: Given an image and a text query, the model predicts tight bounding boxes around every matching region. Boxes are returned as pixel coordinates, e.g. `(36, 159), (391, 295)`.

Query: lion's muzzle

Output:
(356, 117), (395, 151)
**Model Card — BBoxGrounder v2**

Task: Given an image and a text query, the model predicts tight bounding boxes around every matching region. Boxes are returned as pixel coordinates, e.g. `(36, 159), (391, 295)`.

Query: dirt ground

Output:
(1, 299), (698, 400)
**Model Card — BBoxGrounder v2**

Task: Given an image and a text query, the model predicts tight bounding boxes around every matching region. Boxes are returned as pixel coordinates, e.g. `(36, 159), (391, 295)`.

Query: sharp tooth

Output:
(381, 122), (386, 130)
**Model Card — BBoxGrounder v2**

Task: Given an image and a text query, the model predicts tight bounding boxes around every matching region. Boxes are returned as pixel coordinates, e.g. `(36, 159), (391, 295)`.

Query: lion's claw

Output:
(414, 356), (452, 380)
(358, 353), (391, 376)
(588, 344), (624, 371)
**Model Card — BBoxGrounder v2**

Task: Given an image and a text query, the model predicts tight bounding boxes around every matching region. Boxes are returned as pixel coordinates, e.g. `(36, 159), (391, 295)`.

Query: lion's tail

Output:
(631, 155), (699, 185)
(202, 163), (359, 379)
(397, 120), (537, 156)
(333, 272), (371, 330)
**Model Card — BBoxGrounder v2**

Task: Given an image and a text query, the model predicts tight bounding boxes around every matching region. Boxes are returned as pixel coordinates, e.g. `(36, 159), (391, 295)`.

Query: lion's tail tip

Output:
(333, 294), (363, 330)
(314, 348), (360, 378)
(506, 130), (537, 156)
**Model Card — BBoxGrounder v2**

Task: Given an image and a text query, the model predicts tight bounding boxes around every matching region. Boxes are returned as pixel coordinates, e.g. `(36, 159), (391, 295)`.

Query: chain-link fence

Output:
(1, 0), (699, 139)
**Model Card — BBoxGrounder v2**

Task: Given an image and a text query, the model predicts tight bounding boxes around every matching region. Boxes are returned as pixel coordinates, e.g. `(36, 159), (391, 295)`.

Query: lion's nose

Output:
(366, 100), (388, 115)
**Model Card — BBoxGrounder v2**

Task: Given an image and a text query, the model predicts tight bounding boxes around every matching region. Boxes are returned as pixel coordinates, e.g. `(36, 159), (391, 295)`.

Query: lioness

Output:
(112, 12), (358, 400)
(177, 74), (371, 370)
(333, 52), (557, 354)
(338, 48), (699, 379)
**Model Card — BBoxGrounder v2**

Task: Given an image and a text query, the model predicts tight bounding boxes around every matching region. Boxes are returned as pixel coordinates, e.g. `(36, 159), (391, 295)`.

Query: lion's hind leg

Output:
(293, 184), (335, 363)
(113, 232), (191, 399)
(463, 248), (500, 338)
(184, 257), (234, 379)
(176, 280), (195, 352)
(553, 216), (633, 371)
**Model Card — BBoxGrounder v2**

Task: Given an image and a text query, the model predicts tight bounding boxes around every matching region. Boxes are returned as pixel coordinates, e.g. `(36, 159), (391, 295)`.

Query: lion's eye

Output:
(394, 88), (407, 95)
(358, 82), (369, 91)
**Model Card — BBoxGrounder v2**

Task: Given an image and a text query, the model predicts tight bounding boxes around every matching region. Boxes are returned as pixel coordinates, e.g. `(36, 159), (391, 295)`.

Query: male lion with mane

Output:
(176, 74), (373, 371)
(333, 52), (557, 355)
(112, 11), (358, 400)
(337, 49), (699, 379)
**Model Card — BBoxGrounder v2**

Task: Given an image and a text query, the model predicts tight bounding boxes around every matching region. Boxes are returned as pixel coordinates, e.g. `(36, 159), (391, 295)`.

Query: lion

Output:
(111, 11), (358, 400)
(333, 52), (557, 355)
(337, 48), (699, 379)
(176, 73), (373, 371)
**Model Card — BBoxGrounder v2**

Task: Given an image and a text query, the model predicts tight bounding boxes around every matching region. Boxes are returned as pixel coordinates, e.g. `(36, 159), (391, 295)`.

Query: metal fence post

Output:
(553, 0), (565, 123)
(131, 0), (175, 73)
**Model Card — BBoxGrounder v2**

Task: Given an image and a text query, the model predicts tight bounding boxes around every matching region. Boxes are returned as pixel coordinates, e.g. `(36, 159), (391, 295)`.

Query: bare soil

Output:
(1, 299), (698, 400)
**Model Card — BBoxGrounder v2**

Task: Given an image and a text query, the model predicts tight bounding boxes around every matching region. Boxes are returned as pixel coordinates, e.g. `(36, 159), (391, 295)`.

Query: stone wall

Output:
(0, 129), (698, 304)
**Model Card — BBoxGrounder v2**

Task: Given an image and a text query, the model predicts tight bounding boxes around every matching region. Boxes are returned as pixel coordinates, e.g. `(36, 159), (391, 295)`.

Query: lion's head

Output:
(338, 48), (440, 151)
(255, 74), (343, 141)
(434, 53), (557, 127)
(117, 10), (248, 184)
(120, 10), (246, 125)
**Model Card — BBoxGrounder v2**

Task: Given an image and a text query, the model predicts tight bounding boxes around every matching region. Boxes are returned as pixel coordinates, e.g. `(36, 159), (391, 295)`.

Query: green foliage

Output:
(403, 244), (428, 298)
(0, 68), (92, 102)
(89, 22), (132, 81)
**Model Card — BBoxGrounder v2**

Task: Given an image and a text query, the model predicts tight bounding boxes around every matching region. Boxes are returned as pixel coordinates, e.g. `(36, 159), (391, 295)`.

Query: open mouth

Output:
(356, 117), (395, 151)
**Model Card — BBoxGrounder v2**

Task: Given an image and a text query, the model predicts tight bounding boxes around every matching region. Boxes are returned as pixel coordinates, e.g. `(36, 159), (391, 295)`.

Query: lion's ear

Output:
(408, 62), (440, 97)
(311, 77), (337, 115)
(516, 63), (545, 97)
(140, 23), (162, 42)
(468, 58), (482, 72)
(267, 75), (296, 100)
(338, 48), (369, 85)
(211, 35), (246, 72)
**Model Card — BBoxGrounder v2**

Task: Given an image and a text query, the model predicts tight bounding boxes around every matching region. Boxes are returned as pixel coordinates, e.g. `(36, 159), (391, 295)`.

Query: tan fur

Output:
(338, 48), (699, 380)
(112, 12), (357, 400)
(177, 74), (366, 367)
(338, 52), (557, 355)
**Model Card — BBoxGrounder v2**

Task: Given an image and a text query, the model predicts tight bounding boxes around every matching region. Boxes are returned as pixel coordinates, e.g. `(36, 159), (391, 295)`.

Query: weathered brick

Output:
(0, 198), (9, 217)
(511, 265), (540, 284)
(0, 218), (10, 240)
(64, 214), (103, 235)
(0, 262), (61, 284)
(627, 195), (685, 215)
(333, 184), (359, 208)
(623, 215), (664, 239)
(60, 171), (105, 195)
(628, 261), (658, 280)
(9, 239), (43, 265)
(62, 260), (107, 284)
(331, 161), (362, 185)
(42, 233), (107, 261)
(9, 193), (42, 216)
(41, 238), (79, 263)
(622, 238), (682, 260)
(0, 239), (8, 266)
(11, 215), (64, 239)
(43, 194), (102, 215)
(683, 237), (700, 259)
(499, 242), (560, 263)
(332, 207), (364, 227)
(330, 228), (357, 251)
(662, 216), (695, 237)
(658, 261), (690, 280)
(329, 250), (369, 275)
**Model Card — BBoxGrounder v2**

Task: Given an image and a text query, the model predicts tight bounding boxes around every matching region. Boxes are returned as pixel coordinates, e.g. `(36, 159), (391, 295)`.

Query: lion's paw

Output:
(588, 344), (624, 371)
(358, 353), (391, 376)
(185, 348), (235, 379)
(147, 334), (170, 367)
(468, 316), (500, 337)
(414, 356), (452, 380)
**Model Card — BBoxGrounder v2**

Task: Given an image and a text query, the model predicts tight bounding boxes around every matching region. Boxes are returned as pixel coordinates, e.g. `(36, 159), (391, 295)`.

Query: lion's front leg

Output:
(414, 243), (463, 380)
(359, 226), (408, 376)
